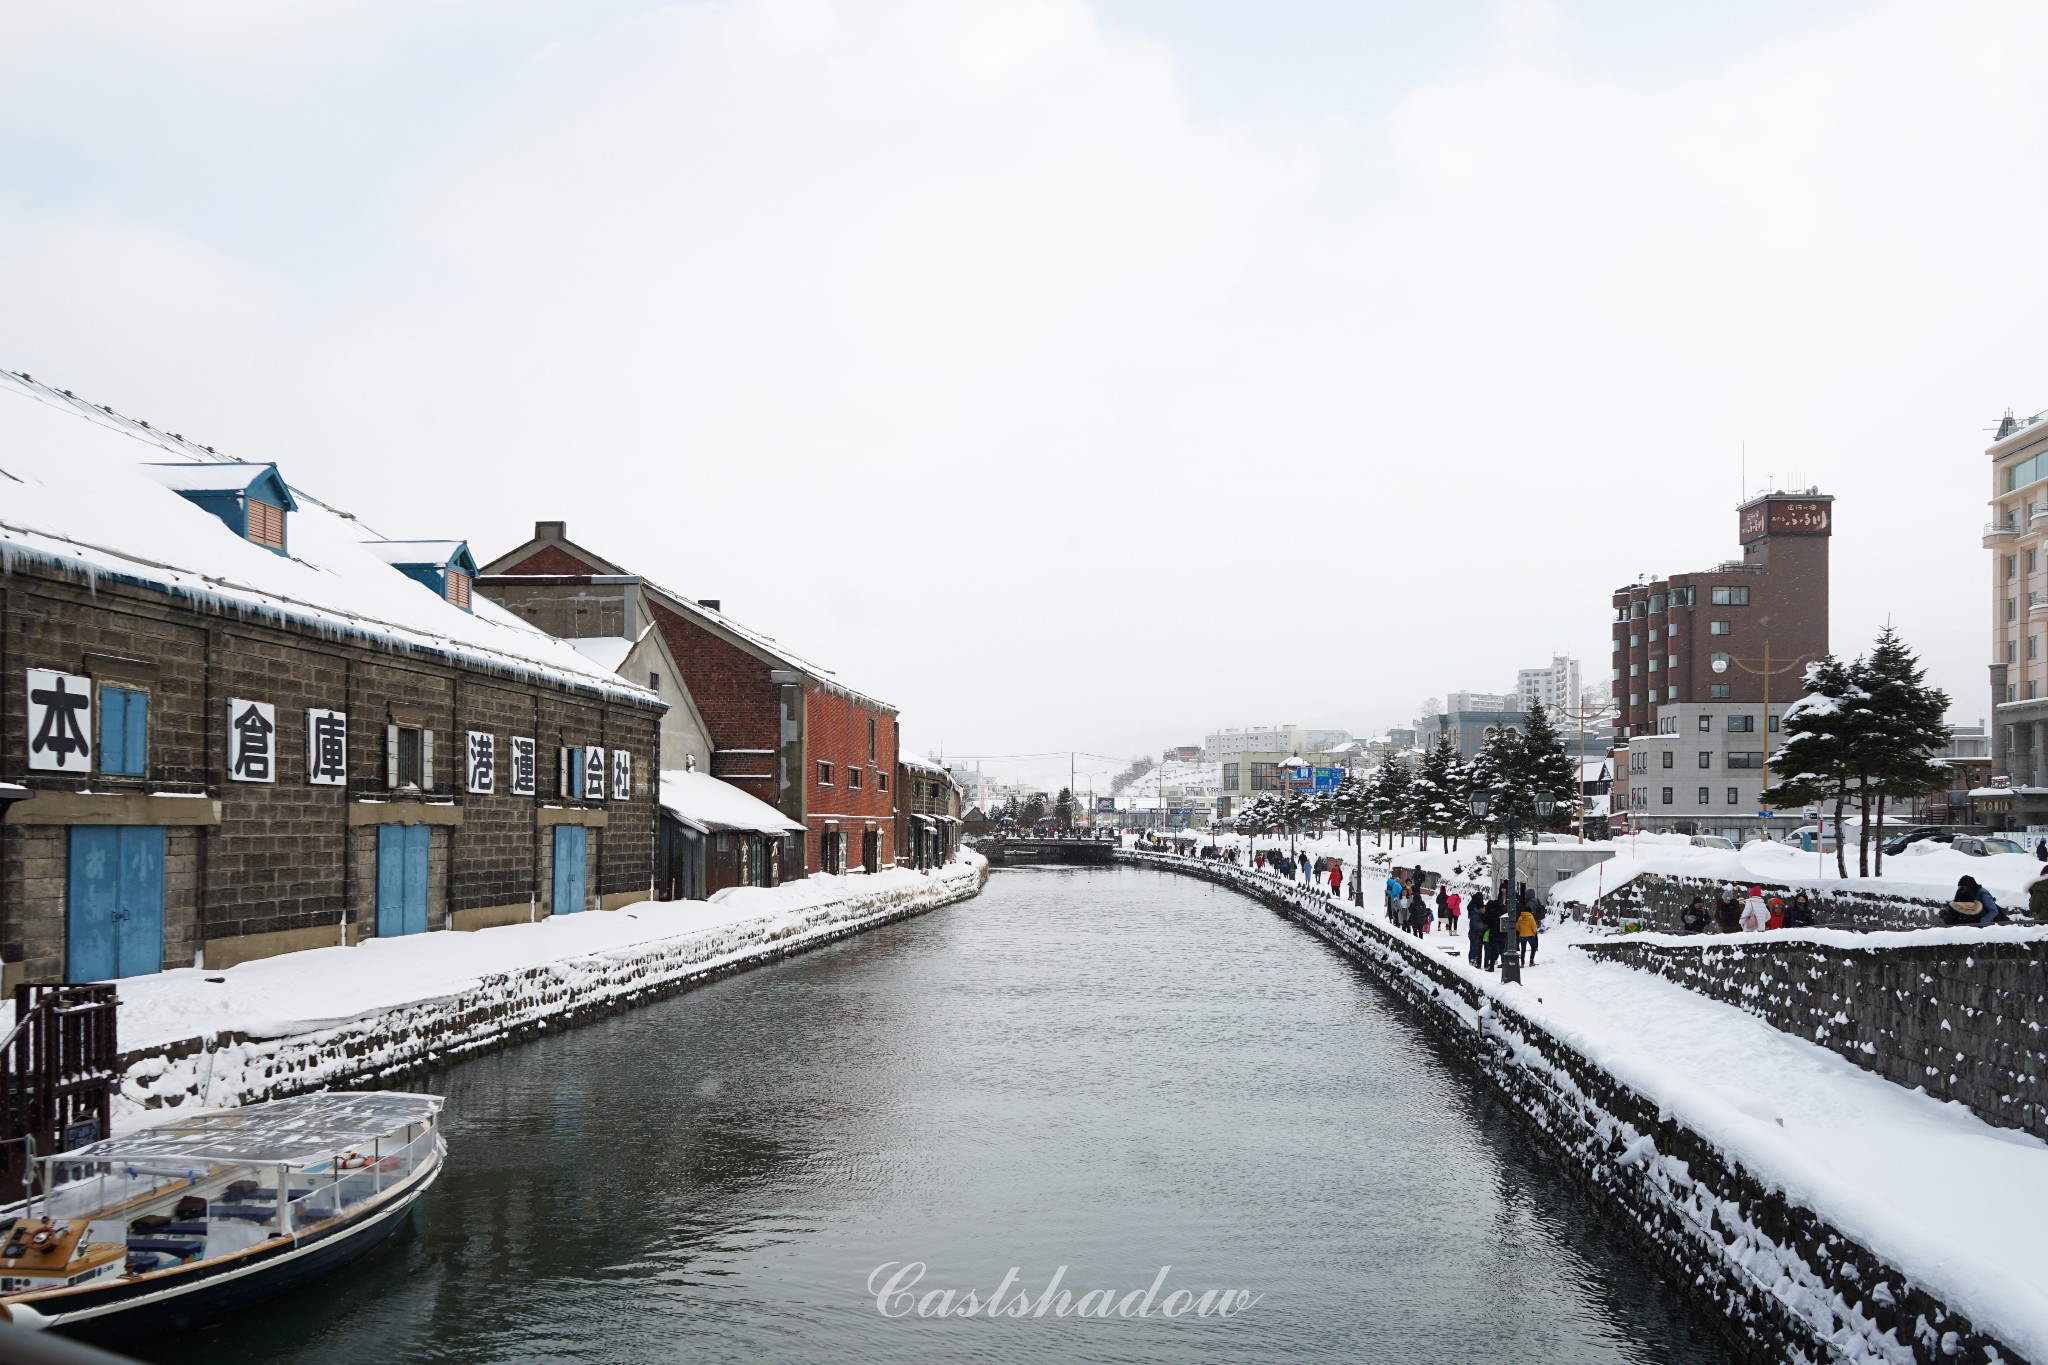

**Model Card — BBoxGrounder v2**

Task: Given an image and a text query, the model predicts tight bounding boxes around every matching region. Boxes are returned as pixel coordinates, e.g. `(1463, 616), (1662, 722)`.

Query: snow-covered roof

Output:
(659, 769), (805, 835)
(900, 750), (951, 776)
(0, 371), (659, 704)
(359, 539), (476, 572)
(566, 635), (638, 672)
(142, 461), (297, 507)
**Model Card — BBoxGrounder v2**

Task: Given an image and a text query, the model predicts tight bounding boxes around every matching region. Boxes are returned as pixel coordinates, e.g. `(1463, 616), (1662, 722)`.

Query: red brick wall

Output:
(645, 600), (781, 809)
(805, 686), (897, 870)
(498, 544), (606, 576)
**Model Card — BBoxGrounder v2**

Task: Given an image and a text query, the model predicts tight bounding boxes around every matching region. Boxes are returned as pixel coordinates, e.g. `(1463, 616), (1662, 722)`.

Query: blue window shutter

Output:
(124, 690), (148, 776)
(97, 686), (126, 775)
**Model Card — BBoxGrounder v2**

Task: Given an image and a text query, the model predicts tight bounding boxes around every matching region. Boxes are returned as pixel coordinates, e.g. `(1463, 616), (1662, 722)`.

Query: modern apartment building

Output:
(1202, 726), (1351, 762)
(1612, 490), (1832, 839)
(1516, 657), (1582, 716)
(1985, 406), (2048, 826)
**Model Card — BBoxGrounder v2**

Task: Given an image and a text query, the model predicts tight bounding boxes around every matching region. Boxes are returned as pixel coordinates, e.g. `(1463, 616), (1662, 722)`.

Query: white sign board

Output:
(610, 748), (631, 801)
(306, 708), (348, 785)
(584, 746), (606, 801)
(509, 736), (537, 796)
(467, 731), (496, 795)
(26, 669), (93, 772)
(227, 698), (278, 783)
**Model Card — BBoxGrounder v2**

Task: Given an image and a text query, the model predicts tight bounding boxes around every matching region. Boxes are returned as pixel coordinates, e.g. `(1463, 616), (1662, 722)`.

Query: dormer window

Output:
(143, 462), (297, 556)
(248, 497), (286, 551)
(363, 540), (481, 612)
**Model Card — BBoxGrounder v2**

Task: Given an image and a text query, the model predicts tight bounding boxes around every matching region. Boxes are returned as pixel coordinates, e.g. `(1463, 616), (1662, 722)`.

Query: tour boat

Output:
(0, 1090), (444, 1342)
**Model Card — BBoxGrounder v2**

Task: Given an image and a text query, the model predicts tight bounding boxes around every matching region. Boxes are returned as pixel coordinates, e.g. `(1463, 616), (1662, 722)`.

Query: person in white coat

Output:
(1739, 886), (1770, 932)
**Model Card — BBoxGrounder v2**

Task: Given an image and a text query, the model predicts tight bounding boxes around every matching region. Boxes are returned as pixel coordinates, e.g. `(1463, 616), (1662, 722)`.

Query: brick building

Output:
(0, 373), (663, 987)
(1611, 491), (1832, 840)
(478, 523), (900, 874)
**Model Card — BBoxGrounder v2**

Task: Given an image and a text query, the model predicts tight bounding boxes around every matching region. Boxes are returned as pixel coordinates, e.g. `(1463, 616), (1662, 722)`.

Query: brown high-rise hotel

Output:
(1610, 491), (1832, 840)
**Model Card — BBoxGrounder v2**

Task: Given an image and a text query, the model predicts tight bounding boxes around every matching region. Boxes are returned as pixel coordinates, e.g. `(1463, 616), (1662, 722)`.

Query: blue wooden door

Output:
(553, 825), (587, 914)
(66, 826), (165, 982)
(376, 825), (431, 937)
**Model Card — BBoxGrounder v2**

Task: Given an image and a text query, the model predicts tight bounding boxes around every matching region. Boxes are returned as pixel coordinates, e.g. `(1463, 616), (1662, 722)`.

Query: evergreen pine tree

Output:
(1370, 761), (1412, 848)
(1855, 626), (1952, 877)
(1516, 704), (1580, 833)
(1414, 736), (1463, 852)
(1763, 656), (1859, 878)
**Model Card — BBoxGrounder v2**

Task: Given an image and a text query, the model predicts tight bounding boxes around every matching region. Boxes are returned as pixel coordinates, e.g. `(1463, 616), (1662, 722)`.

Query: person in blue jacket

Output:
(1944, 875), (2001, 927)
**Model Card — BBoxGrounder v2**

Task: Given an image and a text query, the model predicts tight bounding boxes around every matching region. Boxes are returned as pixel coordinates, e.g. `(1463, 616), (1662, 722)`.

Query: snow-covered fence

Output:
(1560, 871), (1953, 933)
(117, 858), (986, 1121)
(1582, 929), (2048, 1143)
(1116, 849), (2024, 1365)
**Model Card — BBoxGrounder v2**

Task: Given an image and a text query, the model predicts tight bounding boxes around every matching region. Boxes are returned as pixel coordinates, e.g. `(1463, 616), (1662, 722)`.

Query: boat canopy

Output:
(60, 1092), (444, 1168)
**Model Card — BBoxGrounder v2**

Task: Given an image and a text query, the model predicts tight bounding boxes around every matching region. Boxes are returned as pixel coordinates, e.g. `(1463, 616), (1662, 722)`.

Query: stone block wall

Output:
(1581, 932), (2048, 1142)
(1563, 871), (1953, 932)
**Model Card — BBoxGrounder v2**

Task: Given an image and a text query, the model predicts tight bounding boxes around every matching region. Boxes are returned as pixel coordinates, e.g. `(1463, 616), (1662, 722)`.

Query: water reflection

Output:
(144, 866), (1729, 1365)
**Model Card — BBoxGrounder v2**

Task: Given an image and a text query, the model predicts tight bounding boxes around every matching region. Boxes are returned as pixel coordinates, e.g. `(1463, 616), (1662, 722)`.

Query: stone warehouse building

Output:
(0, 373), (664, 988)
(896, 752), (962, 870)
(478, 523), (900, 875)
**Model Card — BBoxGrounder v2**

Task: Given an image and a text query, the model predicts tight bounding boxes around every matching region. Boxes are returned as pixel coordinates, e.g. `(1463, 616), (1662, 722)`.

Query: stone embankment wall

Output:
(1564, 871), (1951, 933)
(1581, 933), (2048, 1143)
(118, 860), (986, 1120)
(1114, 850), (2023, 1365)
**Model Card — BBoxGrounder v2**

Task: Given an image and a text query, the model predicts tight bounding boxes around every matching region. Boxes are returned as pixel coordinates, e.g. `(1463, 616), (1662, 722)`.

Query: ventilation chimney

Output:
(536, 520), (566, 540)
(698, 598), (721, 612)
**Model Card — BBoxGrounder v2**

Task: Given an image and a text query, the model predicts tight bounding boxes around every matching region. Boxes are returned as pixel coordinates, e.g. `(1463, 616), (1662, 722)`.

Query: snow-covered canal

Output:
(144, 867), (1728, 1364)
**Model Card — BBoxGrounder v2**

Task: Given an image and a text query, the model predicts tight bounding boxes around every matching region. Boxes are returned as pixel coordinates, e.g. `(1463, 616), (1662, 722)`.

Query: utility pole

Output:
(1555, 695), (1619, 841)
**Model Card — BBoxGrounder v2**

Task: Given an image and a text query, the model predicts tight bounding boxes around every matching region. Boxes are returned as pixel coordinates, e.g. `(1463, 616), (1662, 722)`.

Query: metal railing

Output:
(1, 985), (118, 1207)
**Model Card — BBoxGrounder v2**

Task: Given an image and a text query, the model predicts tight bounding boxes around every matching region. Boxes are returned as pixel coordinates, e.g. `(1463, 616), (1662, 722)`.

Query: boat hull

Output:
(16, 1153), (440, 1345)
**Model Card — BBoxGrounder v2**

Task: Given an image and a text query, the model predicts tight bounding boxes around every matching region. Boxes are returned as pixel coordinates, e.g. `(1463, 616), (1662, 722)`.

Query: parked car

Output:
(1882, 828), (1953, 856)
(1688, 835), (1736, 850)
(1949, 835), (2028, 857)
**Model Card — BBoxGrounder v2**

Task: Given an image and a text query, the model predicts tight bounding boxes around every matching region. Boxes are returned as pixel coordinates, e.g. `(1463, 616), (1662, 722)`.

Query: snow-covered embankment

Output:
(116, 854), (987, 1124)
(1117, 849), (2036, 1365)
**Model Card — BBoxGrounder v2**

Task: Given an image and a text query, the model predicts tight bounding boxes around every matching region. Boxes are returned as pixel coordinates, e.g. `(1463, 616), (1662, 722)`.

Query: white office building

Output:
(1517, 656), (1582, 716)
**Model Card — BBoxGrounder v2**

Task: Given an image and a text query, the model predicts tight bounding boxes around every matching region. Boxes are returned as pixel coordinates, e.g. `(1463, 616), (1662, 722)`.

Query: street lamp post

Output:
(1468, 787), (1556, 986)
(1711, 643), (1811, 841)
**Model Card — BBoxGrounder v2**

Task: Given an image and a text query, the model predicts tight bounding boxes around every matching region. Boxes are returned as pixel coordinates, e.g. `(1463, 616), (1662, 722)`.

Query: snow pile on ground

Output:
(1168, 827), (2042, 912)
(1548, 834), (2042, 910)
(115, 854), (986, 1122)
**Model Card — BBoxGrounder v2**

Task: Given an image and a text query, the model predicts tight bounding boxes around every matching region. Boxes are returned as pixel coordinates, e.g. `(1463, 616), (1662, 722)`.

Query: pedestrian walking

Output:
(1384, 873), (1402, 916)
(1466, 891), (1487, 966)
(1434, 884), (1450, 933)
(1680, 896), (1709, 933)
(1445, 888), (1461, 936)
(1516, 901), (1539, 964)
(1715, 886), (1742, 933)
(1739, 886), (1769, 932)
(1328, 860), (1344, 897)
(1786, 890), (1814, 928)
(1414, 894), (1433, 937)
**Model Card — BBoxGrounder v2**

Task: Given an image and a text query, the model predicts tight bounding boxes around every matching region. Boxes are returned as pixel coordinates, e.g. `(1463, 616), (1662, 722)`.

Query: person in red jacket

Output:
(1327, 860), (1343, 896)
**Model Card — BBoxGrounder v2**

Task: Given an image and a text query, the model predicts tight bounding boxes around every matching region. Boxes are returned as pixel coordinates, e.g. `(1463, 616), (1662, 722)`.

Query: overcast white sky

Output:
(4, 0), (2044, 789)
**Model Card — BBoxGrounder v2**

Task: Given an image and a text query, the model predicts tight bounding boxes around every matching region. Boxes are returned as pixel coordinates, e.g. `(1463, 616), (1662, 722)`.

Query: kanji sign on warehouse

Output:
(227, 698), (277, 783)
(307, 708), (347, 785)
(467, 731), (496, 795)
(610, 748), (631, 800)
(508, 736), (537, 796)
(26, 669), (93, 772)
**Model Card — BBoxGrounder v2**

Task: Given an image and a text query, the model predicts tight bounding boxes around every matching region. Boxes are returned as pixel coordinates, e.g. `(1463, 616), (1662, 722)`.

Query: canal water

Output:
(147, 867), (1730, 1364)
